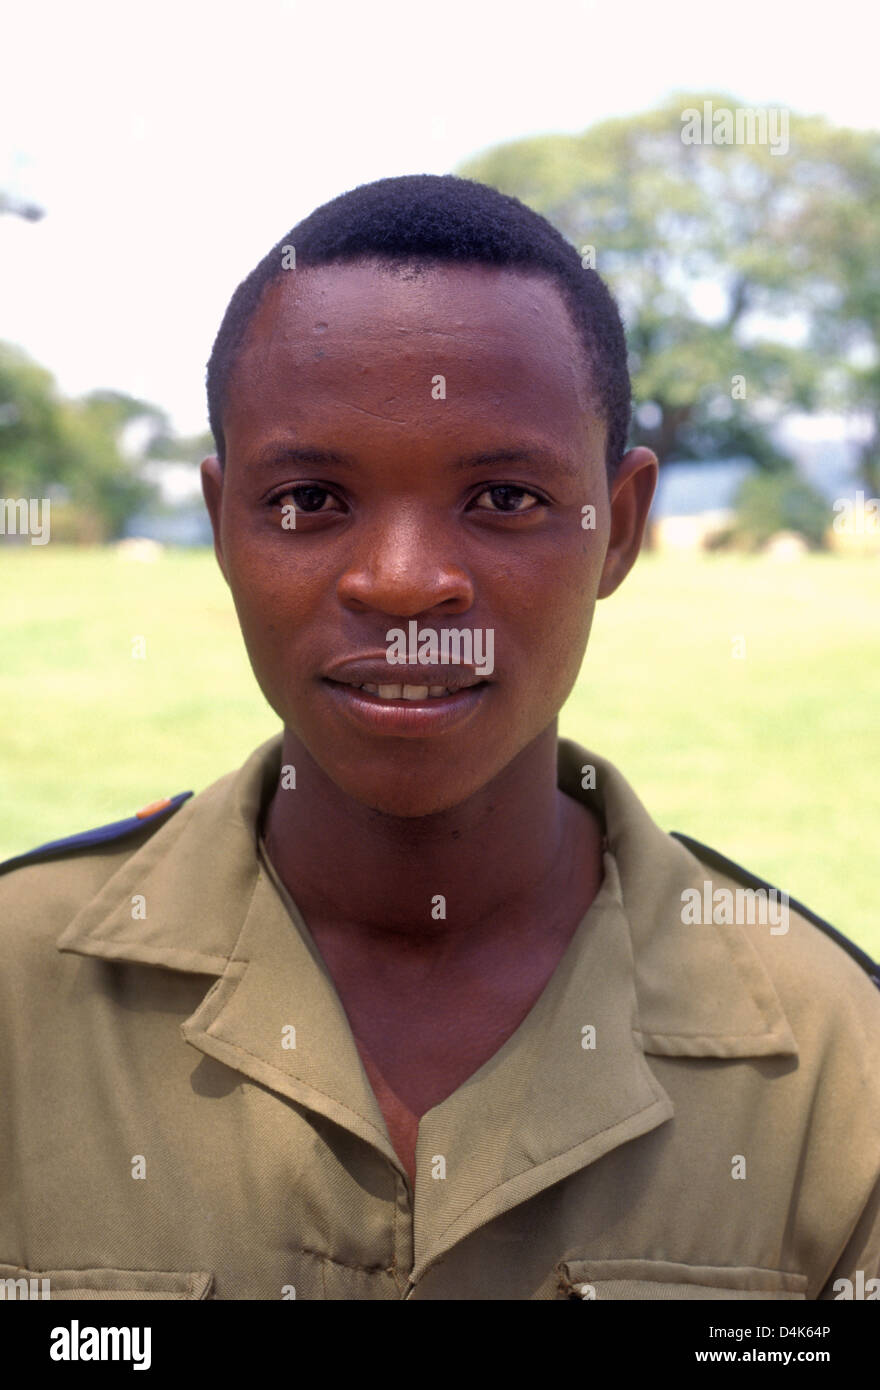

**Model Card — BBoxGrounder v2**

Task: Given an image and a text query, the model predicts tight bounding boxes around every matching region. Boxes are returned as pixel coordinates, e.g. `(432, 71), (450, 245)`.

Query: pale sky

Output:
(2, 0), (878, 436)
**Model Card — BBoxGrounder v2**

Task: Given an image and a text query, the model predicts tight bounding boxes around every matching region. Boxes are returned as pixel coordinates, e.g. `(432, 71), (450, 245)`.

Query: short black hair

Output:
(206, 173), (631, 481)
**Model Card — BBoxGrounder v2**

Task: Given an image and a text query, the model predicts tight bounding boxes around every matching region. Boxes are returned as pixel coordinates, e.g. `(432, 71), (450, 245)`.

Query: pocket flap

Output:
(0, 1264), (213, 1300)
(557, 1258), (807, 1300)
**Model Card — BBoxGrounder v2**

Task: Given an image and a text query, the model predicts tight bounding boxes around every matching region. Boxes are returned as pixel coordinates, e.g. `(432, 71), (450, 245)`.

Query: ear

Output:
(597, 447), (659, 599)
(200, 455), (229, 584)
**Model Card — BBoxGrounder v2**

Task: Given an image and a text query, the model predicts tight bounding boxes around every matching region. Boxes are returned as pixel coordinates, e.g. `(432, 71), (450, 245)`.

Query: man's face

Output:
(203, 260), (646, 816)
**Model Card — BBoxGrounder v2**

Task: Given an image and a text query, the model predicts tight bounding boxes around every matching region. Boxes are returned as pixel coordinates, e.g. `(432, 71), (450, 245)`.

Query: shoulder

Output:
(0, 792), (193, 879)
(670, 830), (880, 993)
(0, 793), (193, 955)
(671, 830), (880, 1068)
(670, 832), (880, 1197)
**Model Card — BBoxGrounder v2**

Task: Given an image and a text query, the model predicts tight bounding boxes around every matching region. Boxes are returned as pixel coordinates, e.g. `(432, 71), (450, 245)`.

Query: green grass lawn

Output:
(2, 545), (878, 957)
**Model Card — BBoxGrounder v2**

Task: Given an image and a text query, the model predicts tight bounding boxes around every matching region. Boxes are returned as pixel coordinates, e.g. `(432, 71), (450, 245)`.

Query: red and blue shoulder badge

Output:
(0, 792), (193, 877)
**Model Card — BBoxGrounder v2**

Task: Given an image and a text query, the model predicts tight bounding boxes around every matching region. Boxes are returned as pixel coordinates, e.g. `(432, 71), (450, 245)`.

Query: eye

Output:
(471, 485), (543, 514)
(268, 484), (342, 516)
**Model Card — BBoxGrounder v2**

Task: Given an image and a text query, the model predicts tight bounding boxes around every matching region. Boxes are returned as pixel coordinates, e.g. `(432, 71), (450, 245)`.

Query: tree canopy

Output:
(458, 93), (880, 490)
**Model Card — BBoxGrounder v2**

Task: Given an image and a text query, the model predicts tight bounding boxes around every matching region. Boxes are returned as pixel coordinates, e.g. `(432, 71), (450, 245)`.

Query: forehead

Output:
(224, 259), (600, 453)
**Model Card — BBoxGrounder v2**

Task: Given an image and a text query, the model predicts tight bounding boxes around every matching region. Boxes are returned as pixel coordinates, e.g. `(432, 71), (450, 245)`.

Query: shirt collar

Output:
(57, 730), (798, 1061)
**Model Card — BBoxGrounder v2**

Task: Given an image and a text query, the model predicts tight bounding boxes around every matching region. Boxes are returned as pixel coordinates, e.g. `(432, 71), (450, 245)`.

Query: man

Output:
(1, 175), (878, 1301)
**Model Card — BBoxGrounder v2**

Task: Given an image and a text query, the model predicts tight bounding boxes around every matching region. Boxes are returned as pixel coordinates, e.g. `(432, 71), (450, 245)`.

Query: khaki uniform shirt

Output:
(1, 734), (878, 1301)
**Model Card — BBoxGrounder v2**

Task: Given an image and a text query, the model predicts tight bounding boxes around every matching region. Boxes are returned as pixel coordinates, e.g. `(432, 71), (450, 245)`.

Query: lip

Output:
(322, 655), (490, 692)
(322, 676), (490, 738)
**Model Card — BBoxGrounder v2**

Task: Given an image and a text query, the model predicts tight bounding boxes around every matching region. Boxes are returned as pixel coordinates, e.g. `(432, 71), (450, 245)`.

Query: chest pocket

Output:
(0, 1264), (213, 1300)
(557, 1258), (808, 1300)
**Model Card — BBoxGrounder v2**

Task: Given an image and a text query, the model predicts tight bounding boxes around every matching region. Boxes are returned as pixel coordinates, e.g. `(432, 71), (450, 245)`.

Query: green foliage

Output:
(0, 343), (161, 540)
(145, 427), (216, 463)
(0, 343), (70, 495)
(457, 96), (880, 478)
(727, 468), (830, 550)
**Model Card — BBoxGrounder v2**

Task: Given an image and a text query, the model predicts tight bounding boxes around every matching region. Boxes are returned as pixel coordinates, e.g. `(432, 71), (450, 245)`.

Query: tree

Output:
(0, 343), (161, 541)
(144, 426), (216, 464)
(785, 121), (880, 493)
(0, 343), (71, 496)
(727, 470), (830, 551)
(457, 95), (873, 472)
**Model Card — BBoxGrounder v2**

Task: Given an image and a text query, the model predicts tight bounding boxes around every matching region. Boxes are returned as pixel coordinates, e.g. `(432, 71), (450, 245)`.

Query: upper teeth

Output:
(355, 683), (468, 700)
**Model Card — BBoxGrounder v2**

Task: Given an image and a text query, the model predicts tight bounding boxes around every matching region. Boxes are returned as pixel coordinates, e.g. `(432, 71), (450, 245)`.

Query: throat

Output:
(354, 1038), (420, 1186)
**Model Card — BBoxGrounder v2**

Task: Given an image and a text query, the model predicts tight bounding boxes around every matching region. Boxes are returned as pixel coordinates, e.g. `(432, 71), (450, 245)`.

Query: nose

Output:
(335, 504), (475, 617)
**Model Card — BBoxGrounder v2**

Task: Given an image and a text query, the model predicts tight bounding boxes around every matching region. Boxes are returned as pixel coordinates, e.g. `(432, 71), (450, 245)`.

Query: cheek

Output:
(492, 547), (597, 701)
(221, 548), (312, 695)
(223, 522), (322, 625)
(533, 538), (599, 625)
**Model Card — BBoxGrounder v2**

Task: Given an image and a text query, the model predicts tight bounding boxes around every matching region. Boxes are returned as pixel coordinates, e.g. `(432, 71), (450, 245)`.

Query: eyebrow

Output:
(251, 443), (583, 479)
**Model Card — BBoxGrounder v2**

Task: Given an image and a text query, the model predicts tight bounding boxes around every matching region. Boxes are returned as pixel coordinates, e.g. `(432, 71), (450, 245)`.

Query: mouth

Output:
(321, 675), (490, 737)
(328, 679), (487, 702)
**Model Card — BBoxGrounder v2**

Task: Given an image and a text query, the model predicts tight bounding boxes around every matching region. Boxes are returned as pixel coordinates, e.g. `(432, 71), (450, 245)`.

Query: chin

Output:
(352, 778), (482, 819)
(324, 761), (495, 819)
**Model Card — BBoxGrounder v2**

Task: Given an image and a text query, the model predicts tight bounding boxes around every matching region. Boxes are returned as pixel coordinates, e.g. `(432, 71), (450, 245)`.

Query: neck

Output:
(262, 722), (603, 945)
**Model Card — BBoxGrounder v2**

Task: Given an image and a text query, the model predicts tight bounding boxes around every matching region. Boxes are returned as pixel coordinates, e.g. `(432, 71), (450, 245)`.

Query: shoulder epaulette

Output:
(0, 792), (193, 878)
(670, 831), (880, 991)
